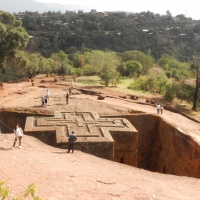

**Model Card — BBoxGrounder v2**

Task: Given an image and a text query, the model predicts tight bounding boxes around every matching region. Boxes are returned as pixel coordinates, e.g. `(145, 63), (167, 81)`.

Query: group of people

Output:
(12, 123), (78, 153)
(156, 104), (164, 115)
(40, 80), (74, 106)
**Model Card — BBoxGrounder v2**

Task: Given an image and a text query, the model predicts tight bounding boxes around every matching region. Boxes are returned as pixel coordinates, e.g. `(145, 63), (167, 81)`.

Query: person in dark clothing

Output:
(69, 86), (72, 95)
(66, 92), (69, 104)
(67, 131), (77, 153)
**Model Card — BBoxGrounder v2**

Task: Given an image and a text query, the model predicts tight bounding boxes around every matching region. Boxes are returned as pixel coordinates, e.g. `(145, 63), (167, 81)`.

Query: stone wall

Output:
(0, 110), (51, 133)
(109, 114), (200, 178)
(153, 119), (200, 178)
(110, 131), (138, 166)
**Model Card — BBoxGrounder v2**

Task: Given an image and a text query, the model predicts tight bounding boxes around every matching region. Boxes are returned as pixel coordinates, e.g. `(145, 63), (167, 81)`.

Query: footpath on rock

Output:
(0, 76), (200, 200)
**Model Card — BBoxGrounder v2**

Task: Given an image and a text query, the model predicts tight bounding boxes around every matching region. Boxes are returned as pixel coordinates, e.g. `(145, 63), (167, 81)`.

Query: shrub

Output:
(0, 180), (42, 200)
(164, 83), (177, 101)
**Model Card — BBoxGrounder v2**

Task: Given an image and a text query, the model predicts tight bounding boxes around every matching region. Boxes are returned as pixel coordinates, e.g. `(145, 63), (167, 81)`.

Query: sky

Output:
(35, 0), (200, 20)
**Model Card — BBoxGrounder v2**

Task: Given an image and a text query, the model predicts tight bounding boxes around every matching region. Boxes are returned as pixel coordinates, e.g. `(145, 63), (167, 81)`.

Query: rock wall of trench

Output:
(0, 110), (51, 133)
(117, 114), (200, 178)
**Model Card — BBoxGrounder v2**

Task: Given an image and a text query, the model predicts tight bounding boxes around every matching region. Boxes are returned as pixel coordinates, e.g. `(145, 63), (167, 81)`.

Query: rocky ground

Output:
(1, 75), (200, 200)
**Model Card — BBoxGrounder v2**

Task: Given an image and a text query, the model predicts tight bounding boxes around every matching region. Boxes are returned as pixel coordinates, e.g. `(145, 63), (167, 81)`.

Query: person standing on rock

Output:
(70, 79), (74, 89)
(41, 94), (45, 106)
(66, 92), (69, 104)
(69, 86), (72, 95)
(12, 123), (23, 150)
(160, 105), (164, 115)
(156, 104), (160, 114)
(46, 89), (50, 101)
(67, 131), (77, 153)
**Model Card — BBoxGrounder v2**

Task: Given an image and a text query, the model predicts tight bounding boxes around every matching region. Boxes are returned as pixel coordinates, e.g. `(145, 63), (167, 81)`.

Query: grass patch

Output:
(76, 76), (102, 86)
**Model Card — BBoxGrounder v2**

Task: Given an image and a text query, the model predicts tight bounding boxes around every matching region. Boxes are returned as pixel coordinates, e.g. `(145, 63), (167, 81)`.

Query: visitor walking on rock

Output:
(156, 104), (160, 114)
(69, 86), (72, 95)
(41, 95), (45, 106)
(46, 89), (50, 100)
(66, 92), (69, 104)
(160, 105), (164, 115)
(67, 131), (77, 153)
(12, 123), (23, 150)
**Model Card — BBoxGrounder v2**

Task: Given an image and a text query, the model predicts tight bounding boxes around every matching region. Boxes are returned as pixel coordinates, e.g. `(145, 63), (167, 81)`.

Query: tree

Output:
(125, 60), (143, 77)
(164, 83), (177, 101)
(51, 50), (72, 79)
(192, 56), (200, 111)
(39, 57), (55, 76)
(122, 50), (154, 74)
(0, 11), (29, 68)
(92, 51), (120, 86)
(14, 51), (40, 78)
(100, 65), (120, 87)
(117, 62), (127, 76)
(83, 50), (120, 75)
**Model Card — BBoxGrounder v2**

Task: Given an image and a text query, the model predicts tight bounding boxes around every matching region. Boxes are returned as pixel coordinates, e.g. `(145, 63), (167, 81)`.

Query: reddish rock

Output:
(98, 95), (106, 100)
(130, 95), (139, 100)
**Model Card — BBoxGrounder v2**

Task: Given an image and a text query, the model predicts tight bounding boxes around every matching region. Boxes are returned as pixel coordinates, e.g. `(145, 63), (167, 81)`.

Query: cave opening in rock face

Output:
(1, 110), (200, 179)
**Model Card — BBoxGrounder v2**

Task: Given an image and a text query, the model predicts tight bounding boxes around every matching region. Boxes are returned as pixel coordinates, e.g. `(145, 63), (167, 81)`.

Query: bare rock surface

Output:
(0, 75), (200, 199)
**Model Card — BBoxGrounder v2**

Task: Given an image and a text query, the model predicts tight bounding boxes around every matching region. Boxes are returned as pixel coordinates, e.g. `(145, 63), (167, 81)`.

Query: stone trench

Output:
(0, 109), (200, 179)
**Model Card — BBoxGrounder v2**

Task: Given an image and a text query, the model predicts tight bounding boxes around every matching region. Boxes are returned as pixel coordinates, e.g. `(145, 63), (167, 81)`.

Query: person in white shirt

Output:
(41, 95), (45, 106)
(156, 104), (160, 114)
(160, 105), (164, 115)
(12, 124), (23, 149)
(46, 89), (50, 100)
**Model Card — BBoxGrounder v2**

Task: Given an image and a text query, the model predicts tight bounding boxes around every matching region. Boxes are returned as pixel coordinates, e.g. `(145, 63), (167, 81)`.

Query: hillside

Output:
(18, 10), (200, 61)
(0, 0), (86, 14)
(1, 75), (200, 199)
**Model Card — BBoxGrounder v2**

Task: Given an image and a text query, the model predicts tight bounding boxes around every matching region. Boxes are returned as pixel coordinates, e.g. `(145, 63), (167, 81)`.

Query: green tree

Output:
(14, 51), (40, 78)
(88, 51), (120, 86)
(82, 50), (120, 79)
(0, 11), (29, 68)
(117, 62), (127, 76)
(51, 50), (72, 79)
(164, 83), (177, 101)
(125, 60), (143, 77)
(39, 57), (55, 76)
(122, 50), (154, 74)
(157, 54), (191, 80)
(100, 65), (120, 87)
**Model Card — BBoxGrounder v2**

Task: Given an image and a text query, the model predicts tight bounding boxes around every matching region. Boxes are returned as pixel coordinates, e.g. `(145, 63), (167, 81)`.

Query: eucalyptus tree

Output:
(50, 50), (72, 79)
(0, 11), (29, 68)
(192, 56), (200, 111)
(122, 50), (154, 74)
(39, 57), (55, 77)
(125, 60), (143, 77)
(101, 64), (120, 87)
(14, 51), (41, 78)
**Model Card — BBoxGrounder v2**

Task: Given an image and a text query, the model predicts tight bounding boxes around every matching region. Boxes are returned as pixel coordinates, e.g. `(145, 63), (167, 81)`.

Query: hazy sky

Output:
(35, 0), (200, 20)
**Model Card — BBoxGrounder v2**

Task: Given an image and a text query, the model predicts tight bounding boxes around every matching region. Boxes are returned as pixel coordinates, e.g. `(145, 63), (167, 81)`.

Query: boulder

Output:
(98, 95), (106, 100)
(130, 95), (139, 100)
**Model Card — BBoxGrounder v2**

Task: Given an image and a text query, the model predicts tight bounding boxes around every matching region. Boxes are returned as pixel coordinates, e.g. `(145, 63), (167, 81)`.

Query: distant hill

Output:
(0, 0), (90, 14)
